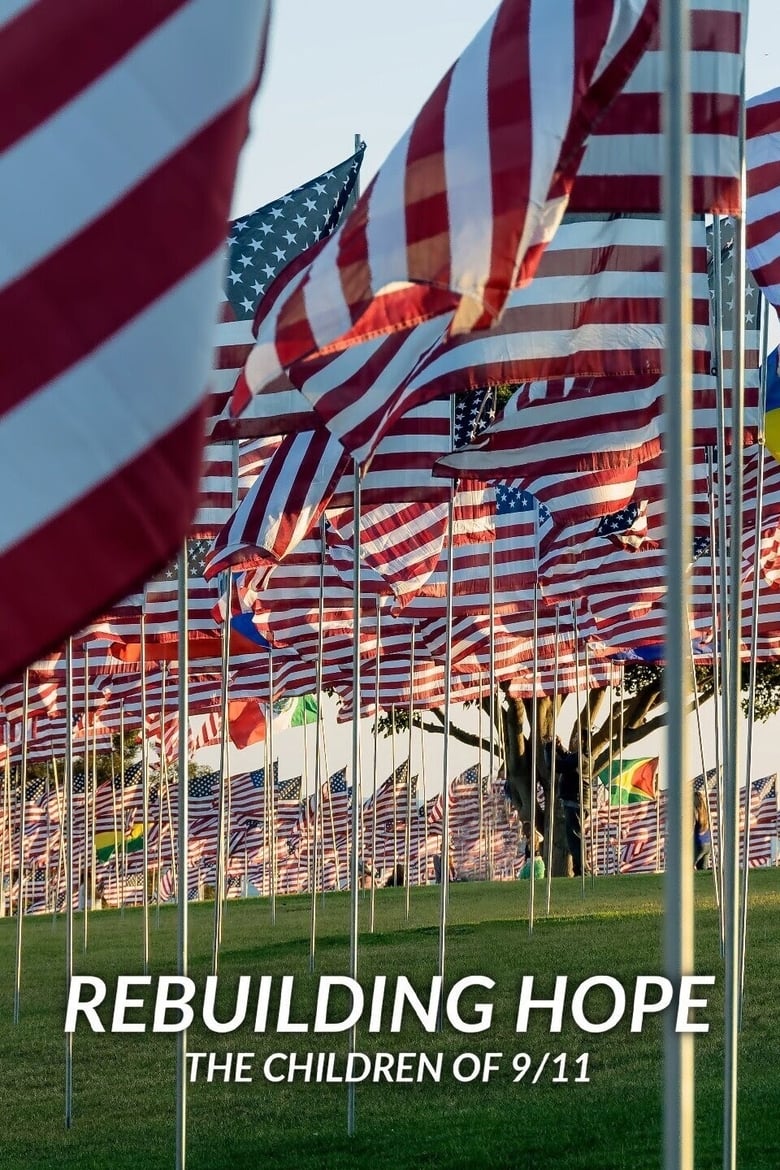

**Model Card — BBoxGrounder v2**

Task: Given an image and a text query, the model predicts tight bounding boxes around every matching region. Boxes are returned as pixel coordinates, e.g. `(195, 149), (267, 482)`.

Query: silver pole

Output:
(662, 1), (695, 1167)
(437, 485), (456, 1030)
(82, 645), (90, 951)
(175, 543), (189, 1170)
(545, 607), (560, 914)
(713, 214), (732, 943)
(369, 597), (381, 933)
(141, 612), (150, 973)
(723, 49), (748, 1164)
(309, 519), (327, 968)
(488, 541), (496, 881)
(528, 531), (540, 933)
(13, 668), (29, 1023)
(65, 638), (74, 1128)
(571, 601), (586, 897)
(404, 628), (415, 921)
(213, 573), (233, 972)
(707, 447), (726, 952)
(347, 462), (362, 1136)
(739, 302), (770, 1022)
(689, 626), (721, 913)
(119, 702), (126, 916)
(268, 649), (277, 925)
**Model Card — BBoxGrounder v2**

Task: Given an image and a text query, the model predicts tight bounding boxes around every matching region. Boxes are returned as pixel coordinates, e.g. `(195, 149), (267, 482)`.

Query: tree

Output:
(381, 659), (780, 876)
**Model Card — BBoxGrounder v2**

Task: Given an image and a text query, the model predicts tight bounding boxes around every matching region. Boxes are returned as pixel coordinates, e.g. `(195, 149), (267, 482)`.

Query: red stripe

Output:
(0, 0), (188, 153)
(0, 405), (205, 686)
(747, 98), (780, 142)
(2, 99), (254, 416)
(482, 0), (532, 316)
(570, 174), (741, 216)
(594, 91), (739, 137)
(404, 65), (452, 291)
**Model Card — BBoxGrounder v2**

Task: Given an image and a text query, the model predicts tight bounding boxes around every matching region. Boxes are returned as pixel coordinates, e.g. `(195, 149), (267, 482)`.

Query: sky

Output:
(208, 2), (780, 800)
(232, 0), (778, 217)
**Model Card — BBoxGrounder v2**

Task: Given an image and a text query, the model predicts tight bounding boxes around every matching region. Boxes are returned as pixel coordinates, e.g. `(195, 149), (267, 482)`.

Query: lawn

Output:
(1, 872), (779, 1170)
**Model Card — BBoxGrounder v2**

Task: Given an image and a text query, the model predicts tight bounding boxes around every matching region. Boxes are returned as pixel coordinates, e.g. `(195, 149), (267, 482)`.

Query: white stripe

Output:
(591, 0), (649, 87)
(621, 51), (741, 96)
(513, 0), (574, 275)
(578, 134), (738, 177)
(0, 255), (222, 553)
(404, 324), (710, 382)
(443, 7), (496, 301)
(0, 0), (263, 286)
(213, 317), (255, 346)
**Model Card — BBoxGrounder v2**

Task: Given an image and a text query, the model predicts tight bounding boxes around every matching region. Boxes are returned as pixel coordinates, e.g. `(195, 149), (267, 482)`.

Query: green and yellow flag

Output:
(597, 758), (658, 806)
(94, 823), (146, 863)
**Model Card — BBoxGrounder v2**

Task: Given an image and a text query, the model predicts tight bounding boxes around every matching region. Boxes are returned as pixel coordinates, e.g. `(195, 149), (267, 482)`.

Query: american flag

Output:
(568, 0), (742, 215)
(746, 89), (780, 316)
(234, 0), (658, 423)
(597, 501), (650, 551)
(207, 145), (365, 438)
(0, 0), (271, 685)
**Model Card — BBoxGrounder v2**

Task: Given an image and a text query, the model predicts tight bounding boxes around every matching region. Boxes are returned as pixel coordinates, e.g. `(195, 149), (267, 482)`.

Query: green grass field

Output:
(1, 873), (779, 1170)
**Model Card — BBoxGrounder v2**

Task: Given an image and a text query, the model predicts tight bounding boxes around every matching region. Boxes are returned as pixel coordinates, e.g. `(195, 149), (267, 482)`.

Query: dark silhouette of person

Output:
(549, 736), (590, 876)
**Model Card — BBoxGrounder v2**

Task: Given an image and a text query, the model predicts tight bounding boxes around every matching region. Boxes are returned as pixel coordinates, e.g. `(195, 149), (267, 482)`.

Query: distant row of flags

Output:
(4, 753), (778, 915)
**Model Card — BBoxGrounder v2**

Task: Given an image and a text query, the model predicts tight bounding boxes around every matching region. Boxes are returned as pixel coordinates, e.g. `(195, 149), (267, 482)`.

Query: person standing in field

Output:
(694, 789), (712, 870)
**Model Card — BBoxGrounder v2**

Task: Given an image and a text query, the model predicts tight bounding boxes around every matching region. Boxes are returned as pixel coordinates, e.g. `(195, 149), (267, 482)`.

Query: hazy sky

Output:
(233, 0), (778, 216)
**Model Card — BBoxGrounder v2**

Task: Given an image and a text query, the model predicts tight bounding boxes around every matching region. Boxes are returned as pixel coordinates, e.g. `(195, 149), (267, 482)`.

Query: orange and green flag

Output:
(95, 823), (146, 863)
(597, 758), (658, 806)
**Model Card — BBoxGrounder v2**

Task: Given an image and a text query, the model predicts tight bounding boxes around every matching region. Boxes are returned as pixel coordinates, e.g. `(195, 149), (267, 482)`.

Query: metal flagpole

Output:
(213, 573), (233, 972)
(175, 542), (189, 1170)
(0, 740), (10, 920)
(268, 649), (277, 925)
(347, 461), (362, 1137)
(65, 637), (75, 1128)
(119, 702), (126, 917)
(404, 628), (415, 920)
(369, 597), (381, 933)
(607, 664), (616, 876)
(545, 607), (560, 914)
(156, 666), (167, 926)
(617, 663), (625, 876)
(420, 711), (428, 884)
(690, 632), (721, 909)
(391, 705), (398, 883)
(662, 1), (695, 1166)
(437, 483), (456, 1031)
(528, 509), (540, 934)
(110, 753), (122, 910)
(309, 519), (327, 969)
(712, 215), (732, 942)
(488, 541), (496, 881)
(571, 601), (586, 897)
(723, 52), (749, 1167)
(140, 612), (150, 973)
(82, 645), (90, 950)
(13, 668), (29, 1023)
(738, 301), (770, 1023)
(477, 673), (485, 880)
(585, 643), (596, 885)
(707, 446), (727, 952)
(51, 754), (64, 926)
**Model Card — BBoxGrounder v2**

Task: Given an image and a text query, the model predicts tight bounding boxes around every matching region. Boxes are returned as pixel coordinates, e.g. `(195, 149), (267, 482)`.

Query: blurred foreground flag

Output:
(763, 347), (780, 463)
(0, 0), (271, 684)
(747, 88), (780, 315)
(233, 0), (659, 415)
